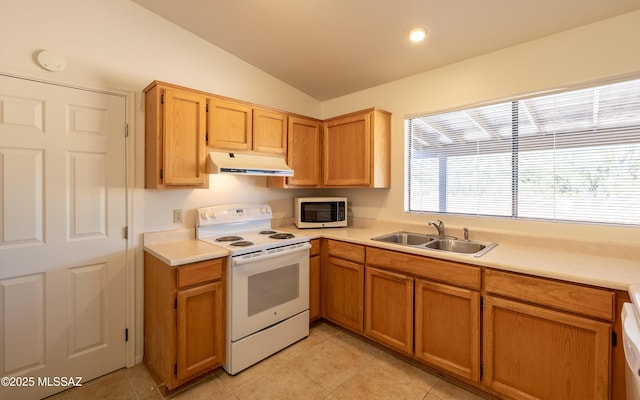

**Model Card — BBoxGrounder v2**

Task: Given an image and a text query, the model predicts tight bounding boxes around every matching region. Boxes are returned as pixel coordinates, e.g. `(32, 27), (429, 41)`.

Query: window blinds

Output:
(407, 78), (640, 225)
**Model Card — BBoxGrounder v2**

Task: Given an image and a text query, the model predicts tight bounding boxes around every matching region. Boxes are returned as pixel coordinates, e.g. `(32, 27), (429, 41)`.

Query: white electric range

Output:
(196, 204), (310, 375)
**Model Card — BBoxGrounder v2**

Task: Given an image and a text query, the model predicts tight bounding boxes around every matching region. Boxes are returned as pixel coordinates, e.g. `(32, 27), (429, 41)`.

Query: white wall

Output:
(322, 10), (640, 243)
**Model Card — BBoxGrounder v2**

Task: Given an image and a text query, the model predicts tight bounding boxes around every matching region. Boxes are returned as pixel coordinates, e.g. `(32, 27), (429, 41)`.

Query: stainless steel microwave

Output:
(294, 197), (347, 228)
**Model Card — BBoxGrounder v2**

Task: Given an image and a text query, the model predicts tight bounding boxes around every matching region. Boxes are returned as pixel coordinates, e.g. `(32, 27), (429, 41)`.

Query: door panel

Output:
(68, 263), (107, 355)
(0, 148), (43, 244)
(0, 75), (127, 400)
(68, 152), (107, 238)
(0, 274), (45, 374)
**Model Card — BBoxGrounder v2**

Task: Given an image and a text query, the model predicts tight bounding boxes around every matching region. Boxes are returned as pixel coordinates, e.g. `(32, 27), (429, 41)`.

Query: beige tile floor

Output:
(48, 322), (487, 400)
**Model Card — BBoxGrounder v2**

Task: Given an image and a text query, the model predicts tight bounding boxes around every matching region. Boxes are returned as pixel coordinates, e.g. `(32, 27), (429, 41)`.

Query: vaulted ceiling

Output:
(132, 0), (640, 101)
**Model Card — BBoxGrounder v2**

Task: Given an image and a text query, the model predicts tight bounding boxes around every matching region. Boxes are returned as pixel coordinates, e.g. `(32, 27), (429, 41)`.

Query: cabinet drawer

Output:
(366, 247), (481, 290)
(484, 269), (615, 321)
(177, 258), (224, 289)
(328, 240), (365, 263)
(310, 239), (321, 257)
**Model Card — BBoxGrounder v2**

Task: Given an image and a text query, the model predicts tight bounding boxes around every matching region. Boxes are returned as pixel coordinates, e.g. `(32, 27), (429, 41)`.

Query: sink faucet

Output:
(463, 227), (469, 241)
(428, 219), (445, 237)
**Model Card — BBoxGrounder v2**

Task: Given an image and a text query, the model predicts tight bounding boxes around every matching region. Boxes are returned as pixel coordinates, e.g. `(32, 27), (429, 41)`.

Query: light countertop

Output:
(143, 228), (228, 266)
(143, 223), (638, 290)
(277, 221), (639, 291)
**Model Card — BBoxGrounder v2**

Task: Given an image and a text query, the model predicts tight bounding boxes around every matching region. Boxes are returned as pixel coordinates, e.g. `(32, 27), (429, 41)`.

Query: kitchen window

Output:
(407, 78), (640, 225)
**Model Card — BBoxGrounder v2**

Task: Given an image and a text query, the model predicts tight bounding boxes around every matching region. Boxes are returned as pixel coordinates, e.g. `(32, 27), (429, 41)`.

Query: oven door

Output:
(229, 243), (310, 341)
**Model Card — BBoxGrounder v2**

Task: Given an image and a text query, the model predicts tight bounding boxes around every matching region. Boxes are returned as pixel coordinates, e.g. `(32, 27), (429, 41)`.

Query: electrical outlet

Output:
(173, 209), (183, 224)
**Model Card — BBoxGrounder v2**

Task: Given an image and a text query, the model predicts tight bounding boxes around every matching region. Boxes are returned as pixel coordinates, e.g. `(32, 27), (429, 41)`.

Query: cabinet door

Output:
(253, 108), (287, 155)
(176, 281), (225, 382)
(415, 280), (480, 381)
(323, 111), (371, 186)
(208, 97), (253, 151)
(364, 266), (413, 355)
(483, 296), (610, 400)
(162, 88), (207, 185)
(287, 116), (321, 186)
(324, 256), (364, 332)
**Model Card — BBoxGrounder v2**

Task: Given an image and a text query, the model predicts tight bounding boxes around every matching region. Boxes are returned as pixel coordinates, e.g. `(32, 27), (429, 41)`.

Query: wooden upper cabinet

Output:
(145, 81), (391, 189)
(253, 107), (287, 155)
(323, 108), (390, 188)
(163, 89), (207, 185)
(208, 97), (288, 156)
(286, 116), (322, 186)
(267, 115), (323, 188)
(144, 81), (208, 189)
(207, 97), (253, 152)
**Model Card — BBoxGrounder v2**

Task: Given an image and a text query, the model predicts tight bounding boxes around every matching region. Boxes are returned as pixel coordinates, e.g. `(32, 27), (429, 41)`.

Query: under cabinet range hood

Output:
(208, 151), (294, 177)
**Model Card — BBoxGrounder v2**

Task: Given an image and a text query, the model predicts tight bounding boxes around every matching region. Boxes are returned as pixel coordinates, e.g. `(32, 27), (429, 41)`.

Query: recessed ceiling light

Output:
(408, 27), (427, 43)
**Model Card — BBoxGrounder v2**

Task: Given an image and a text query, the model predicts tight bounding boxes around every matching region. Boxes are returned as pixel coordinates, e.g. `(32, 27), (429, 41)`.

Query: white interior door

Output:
(0, 75), (127, 400)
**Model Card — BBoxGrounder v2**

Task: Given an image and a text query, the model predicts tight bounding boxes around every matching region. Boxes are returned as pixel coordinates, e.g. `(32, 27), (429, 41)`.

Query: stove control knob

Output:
(261, 207), (271, 214)
(200, 211), (213, 220)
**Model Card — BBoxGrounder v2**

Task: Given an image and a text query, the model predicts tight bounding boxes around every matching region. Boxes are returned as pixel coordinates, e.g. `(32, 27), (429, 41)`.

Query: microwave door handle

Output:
(232, 242), (311, 266)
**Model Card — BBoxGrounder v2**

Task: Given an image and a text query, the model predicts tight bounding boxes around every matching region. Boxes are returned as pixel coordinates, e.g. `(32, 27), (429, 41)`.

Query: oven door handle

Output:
(232, 242), (312, 266)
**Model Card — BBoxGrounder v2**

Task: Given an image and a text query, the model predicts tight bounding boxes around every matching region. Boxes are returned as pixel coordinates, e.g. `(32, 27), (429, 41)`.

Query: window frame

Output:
(405, 76), (640, 226)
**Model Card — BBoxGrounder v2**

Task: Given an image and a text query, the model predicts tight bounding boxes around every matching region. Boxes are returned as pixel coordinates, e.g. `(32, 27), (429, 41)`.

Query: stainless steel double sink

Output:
(371, 231), (497, 257)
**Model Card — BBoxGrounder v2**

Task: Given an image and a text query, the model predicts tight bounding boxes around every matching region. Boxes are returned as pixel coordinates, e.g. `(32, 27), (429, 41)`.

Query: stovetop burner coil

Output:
(216, 235), (244, 242)
(230, 241), (254, 247)
(269, 233), (295, 240)
(259, 230), (277, 235)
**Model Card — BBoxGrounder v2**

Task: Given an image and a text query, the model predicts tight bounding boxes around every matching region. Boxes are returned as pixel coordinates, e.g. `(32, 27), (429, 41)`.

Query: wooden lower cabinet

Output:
(483, 295), (611, 400)
(144, 253), (226, 392)
(364, 246), (481, 382)
(318, 242), (622, 400)
(323, 240), (365, 332)
(309, 239), (321, 322)
(364, 266), (413, 355)
(176, 281), (225, 381)
(324, 256), (364, 332)
(415, 280), (480, 382)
